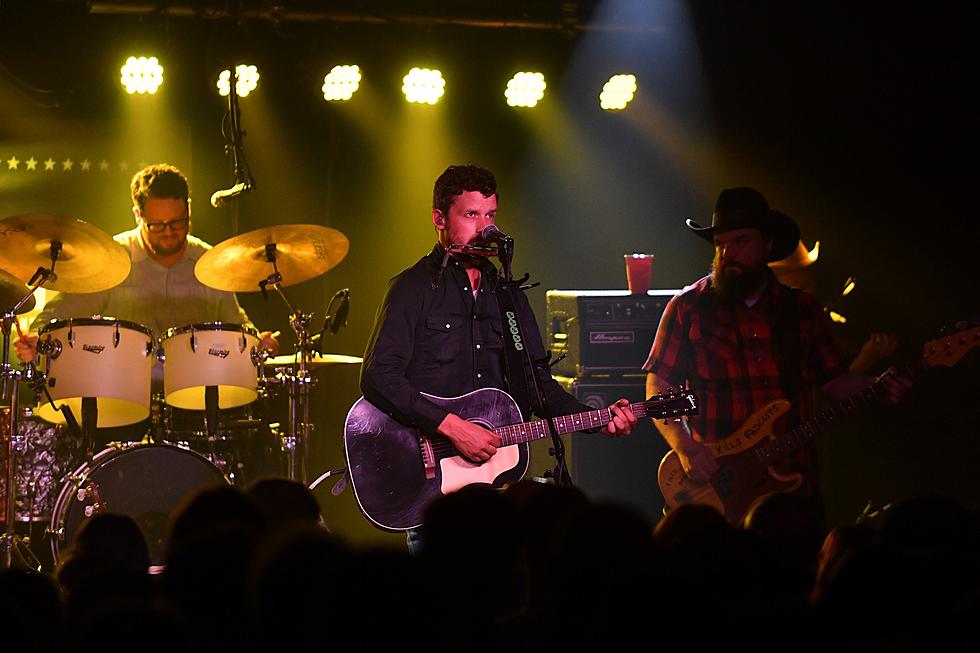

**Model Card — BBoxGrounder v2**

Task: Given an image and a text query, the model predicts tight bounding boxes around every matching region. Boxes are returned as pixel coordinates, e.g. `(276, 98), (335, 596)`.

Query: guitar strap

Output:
(494, 283), (537, 420)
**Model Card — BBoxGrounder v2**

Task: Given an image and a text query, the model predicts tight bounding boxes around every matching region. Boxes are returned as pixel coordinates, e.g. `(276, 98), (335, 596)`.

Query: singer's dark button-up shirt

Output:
(360, 244), (588, 432)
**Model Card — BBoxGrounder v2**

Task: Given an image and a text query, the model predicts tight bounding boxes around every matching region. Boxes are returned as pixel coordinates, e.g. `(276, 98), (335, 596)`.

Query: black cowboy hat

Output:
(685, 187), (801, 262)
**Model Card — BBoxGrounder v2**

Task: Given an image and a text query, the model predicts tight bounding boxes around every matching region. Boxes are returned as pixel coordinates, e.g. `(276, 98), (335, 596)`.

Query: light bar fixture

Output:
(504, 72), (547, 108)
(402, 67), (445, 105)
(322, 65), (362, 101)
(217, 64), (260, 97)
(120, 56), (164, 94)
(599, 74), (637, 110)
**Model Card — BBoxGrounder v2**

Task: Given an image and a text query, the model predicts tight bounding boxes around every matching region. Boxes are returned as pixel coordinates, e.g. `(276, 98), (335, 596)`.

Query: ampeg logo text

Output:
(82, 344), (105, 354)
(209, 347), (230, 359)
(505, 311), (524, 351)
(589, 331), (635, 344)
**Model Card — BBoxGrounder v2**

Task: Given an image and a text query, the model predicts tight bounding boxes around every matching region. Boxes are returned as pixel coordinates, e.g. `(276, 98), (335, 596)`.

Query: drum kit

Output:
(1, 213), (357, 570)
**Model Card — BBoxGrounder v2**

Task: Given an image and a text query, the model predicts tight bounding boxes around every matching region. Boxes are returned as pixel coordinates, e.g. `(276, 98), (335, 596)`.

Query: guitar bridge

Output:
(417, 431), (437, 480)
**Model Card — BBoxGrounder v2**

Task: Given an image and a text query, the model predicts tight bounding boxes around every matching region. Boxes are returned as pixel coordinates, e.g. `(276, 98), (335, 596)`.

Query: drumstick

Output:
(13, 318), (25, 339)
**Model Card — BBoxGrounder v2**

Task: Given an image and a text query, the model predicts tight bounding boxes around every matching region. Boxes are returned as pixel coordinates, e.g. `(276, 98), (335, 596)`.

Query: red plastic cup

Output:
(625, 254), (654, 294)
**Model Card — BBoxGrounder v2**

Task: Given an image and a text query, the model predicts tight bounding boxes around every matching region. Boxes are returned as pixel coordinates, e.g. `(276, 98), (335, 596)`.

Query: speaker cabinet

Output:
(546, 289), (677, 377)
(528, 376), (671, 525)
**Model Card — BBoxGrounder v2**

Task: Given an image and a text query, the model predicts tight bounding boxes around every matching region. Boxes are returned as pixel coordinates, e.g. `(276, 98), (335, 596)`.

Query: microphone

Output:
(313, 288), (350, 343)
(480, 224), (513, 244)
(210, 181), (251, 208)
(328, 289), (350, 334)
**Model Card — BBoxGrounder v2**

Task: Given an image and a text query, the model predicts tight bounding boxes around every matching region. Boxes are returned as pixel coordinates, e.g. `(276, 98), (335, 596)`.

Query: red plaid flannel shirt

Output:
(643, 274), (844, 446)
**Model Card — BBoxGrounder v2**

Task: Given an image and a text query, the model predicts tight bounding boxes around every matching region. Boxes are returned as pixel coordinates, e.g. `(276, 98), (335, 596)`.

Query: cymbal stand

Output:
(1, 245), (59, 570)
(258, 244), (317, 485)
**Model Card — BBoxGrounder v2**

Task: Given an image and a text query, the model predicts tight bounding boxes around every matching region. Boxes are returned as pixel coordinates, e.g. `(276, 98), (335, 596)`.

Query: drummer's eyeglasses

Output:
(143, 217), (190, 233)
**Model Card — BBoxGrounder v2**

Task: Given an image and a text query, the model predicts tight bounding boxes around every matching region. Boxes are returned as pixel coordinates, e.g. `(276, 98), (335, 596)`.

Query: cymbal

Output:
(264, 352), (363, 368)
(0, 267), (36, 314)
(195, 224), (349, 292)
(0, 213), (131, 293)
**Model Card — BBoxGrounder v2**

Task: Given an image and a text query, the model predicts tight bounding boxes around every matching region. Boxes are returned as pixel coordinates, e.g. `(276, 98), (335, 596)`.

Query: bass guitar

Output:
(345, 387), (697, 531)
(658, 322), (979, 524)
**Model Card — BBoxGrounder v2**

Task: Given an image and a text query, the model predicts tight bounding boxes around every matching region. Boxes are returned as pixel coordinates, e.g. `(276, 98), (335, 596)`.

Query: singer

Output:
(359, 163), (637, 553)
(14, 163), (279, 413)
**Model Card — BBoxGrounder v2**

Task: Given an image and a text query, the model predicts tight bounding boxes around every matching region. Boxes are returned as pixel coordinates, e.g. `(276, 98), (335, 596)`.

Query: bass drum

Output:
(50, 443), (229, 570)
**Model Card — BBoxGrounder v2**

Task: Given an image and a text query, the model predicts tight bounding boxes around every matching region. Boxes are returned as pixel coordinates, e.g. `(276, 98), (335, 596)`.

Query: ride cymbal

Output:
(195, 224), (349, 292)
(0, 213), (131, 293)
(0, 267), (36, 314)
(264, 352), (363, 368)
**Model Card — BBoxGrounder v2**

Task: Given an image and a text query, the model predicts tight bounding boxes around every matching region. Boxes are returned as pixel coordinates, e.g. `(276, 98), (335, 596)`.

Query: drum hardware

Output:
(309, 466), (348, 496)
(195, 224), (353, 486)
(1, 212), (135, 569)
(2, 240), (64, 569)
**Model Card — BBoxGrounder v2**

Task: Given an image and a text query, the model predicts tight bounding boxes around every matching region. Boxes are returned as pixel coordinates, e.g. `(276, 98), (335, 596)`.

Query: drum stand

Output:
(1, 254), (59, 570)
(258, 247), (317, 485)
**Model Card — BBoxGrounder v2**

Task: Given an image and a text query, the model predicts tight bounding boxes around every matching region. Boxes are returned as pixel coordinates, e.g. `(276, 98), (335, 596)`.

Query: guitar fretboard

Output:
(494, 397), (693, 446)
(752, 360), (925, 466)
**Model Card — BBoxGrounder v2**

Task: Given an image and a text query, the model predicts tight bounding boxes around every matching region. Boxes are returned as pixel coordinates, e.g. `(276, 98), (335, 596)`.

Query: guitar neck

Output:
(753, 358), (927, 467)
(493, 398), (686, 446)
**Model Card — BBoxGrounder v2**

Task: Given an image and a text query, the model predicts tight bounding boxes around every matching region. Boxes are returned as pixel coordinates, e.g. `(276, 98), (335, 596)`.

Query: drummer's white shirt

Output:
(31, 227), (252, 381)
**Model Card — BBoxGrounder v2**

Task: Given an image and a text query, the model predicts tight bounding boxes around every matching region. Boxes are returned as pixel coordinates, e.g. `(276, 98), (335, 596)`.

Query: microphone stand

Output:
(217, 66), (254, 234)
(494, 239), (573, 487)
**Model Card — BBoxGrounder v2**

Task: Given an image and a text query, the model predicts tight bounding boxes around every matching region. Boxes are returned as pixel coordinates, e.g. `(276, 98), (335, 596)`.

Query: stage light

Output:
(505, 72), (547, 108)
(599, 74), (637, 110)
(322, 65), (362, 101)
(842, 276), (856, 297)
(120, 56), (164, 94)
(217, 64), (260, 97)
(402, 67), (445, 105)
(829, 310), (847, 324)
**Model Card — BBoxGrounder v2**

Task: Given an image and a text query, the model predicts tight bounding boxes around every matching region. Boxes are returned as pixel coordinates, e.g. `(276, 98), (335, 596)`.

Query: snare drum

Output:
(0, 407), (82, 522)
(49, 443), (229, 568)
(159, 323), (261, 410)
(36, 317), (154, 428)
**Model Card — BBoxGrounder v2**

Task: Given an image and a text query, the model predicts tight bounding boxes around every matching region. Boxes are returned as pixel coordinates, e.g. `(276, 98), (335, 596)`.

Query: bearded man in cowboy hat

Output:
(642, 187), (909, 522)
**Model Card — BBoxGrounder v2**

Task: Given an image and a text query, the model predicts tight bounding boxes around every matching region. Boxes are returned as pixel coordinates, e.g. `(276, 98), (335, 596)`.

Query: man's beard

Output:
(146, 237), (186, 258)
(710, 259), (769, 302)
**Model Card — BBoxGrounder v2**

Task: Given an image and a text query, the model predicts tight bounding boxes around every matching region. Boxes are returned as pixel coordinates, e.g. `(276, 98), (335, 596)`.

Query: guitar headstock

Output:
(923, 320), (980, 368)
(647, 389), (698, 418)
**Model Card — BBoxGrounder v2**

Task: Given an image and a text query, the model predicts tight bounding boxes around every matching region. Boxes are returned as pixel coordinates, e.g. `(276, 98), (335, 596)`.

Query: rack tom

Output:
(159, 322), (261, 410)
(36, 317), (154, 428)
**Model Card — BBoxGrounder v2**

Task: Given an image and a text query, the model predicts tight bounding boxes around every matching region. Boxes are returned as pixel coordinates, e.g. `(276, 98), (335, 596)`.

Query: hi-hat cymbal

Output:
(264, 352), (363, 368)
(0, 267), (36, 314)
(0, 213), (131, 293)
(195, 224), (349, 292)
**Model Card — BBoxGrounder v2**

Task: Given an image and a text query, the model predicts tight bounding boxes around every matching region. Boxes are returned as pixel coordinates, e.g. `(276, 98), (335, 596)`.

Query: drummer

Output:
(14, 163), (278, 368)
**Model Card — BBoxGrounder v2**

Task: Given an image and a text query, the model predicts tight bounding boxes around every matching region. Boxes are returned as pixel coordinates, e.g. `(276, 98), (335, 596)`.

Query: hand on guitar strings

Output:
(676, 437), (719, 483)
(437, 412), (502, 463)
(599, 398), (638, 437)
(875, 367), (913, 404)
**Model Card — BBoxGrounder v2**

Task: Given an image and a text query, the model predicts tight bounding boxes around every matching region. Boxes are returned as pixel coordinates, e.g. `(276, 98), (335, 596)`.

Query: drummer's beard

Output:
(144, 232), (188, 258)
